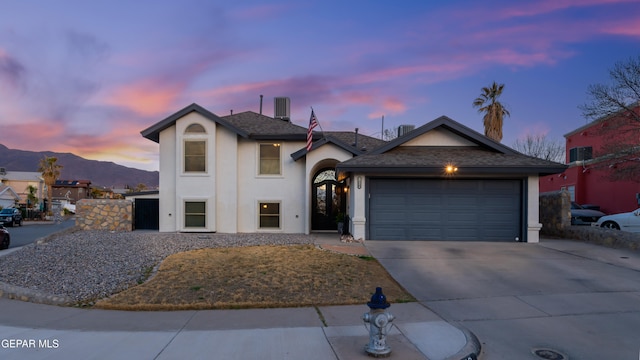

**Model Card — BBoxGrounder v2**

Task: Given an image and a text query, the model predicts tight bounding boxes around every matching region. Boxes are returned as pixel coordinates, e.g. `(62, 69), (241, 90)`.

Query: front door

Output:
(312, 169), (346, 231)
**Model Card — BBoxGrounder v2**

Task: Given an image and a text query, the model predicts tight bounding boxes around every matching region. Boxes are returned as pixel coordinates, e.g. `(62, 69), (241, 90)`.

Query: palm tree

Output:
(38, 156), (63, 215)
(472, 81), (510, 142)
(26, 185), (38, 208)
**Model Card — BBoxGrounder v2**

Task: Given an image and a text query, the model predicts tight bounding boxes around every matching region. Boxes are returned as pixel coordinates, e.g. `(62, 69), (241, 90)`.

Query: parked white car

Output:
(594, 208), (640, 233)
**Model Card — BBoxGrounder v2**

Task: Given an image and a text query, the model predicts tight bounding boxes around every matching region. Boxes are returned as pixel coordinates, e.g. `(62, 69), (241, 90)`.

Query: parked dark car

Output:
(0, 207), (22, 227)
(0, 225), (9, 250)
(571, 202), (605, 225)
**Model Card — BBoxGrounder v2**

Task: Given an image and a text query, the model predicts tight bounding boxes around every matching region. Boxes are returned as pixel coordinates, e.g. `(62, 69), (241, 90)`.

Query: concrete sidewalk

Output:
(0, 298), (480, 360)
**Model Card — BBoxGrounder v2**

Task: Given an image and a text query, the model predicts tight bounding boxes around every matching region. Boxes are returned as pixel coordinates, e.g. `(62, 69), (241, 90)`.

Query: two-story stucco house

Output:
(142, 103), (565, 242)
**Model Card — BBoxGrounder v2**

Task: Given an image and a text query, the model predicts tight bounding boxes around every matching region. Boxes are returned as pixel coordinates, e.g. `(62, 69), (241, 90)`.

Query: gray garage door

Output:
(369, 178), (522, 241)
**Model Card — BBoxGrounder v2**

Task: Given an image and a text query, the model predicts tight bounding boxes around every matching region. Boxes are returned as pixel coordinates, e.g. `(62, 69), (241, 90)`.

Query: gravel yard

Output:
(0, 230), (314, 304)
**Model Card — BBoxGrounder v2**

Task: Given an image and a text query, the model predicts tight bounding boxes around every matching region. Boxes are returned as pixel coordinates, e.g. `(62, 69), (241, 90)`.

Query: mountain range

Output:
(0, 144), (159, 188)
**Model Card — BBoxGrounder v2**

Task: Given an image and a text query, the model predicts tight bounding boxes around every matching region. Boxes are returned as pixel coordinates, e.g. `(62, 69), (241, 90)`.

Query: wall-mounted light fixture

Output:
(444, 164), (458, 174)
(357, 176), (363, 189)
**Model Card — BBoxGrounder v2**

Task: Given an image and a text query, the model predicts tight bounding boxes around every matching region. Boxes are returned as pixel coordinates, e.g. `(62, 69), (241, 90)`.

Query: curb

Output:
(446, 325), (482, 360)
(0, 281), (75, 306)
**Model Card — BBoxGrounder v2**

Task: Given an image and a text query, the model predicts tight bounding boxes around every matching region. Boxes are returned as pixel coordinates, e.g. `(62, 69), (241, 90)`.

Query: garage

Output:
(368, 178), (522, 241)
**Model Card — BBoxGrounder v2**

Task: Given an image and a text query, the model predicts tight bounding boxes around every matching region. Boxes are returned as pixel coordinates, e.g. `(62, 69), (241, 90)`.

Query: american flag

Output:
(306, 110), (318, 151)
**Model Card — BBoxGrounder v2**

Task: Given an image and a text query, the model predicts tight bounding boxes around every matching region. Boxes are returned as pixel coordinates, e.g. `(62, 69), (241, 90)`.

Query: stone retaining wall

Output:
(539, 190), (571, 237)
(75, 199), (132, 231)
(540, 190), (640, 251)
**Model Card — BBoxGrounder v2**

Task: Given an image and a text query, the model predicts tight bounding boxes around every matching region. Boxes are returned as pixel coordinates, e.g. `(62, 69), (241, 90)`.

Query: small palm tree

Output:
(38, 156), (63, 215)
(472, 81), (510, 142)
(26, 185), (38, 208)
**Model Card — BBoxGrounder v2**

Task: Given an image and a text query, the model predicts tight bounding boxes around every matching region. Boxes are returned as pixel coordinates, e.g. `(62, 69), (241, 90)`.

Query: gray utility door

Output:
(369, 178), (522, 241)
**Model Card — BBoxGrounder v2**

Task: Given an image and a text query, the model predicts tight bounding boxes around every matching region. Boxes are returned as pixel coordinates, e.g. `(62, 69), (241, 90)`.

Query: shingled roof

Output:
(291, 131), (388, 160)
(141, 103), (312, 143)
(323, 131), (387, 152)
(336, 146), (567, 175)
(221, 111), (309, 140)
(337, 116), (567, 176)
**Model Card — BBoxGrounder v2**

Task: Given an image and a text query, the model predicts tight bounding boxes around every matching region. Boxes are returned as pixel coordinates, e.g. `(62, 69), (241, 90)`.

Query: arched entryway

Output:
(311, 168), (347, 231)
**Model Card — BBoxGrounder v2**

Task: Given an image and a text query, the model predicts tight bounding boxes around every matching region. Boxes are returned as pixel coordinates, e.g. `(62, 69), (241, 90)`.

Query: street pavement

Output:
(366, 239), (640, 360)
(4, 218), (75, 248)
(1, 233), (639, 359)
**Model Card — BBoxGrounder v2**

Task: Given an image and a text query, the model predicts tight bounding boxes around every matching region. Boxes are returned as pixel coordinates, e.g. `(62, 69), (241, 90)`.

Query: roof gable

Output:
(400, 127), (477, 147)
(371, 116), (518, 155)
(0, 184), (20, 200)
(141, 103), (309, 143)
(290, 131), (387, 161)
(141, 103), (236, 143)
(336, 116), (567, 176)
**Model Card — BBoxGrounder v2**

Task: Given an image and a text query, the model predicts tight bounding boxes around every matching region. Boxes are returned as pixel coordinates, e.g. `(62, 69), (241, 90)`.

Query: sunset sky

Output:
(1, 0), (639, 171)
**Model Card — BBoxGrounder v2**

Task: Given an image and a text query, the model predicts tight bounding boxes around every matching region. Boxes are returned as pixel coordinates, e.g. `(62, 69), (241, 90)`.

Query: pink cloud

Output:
(500, 0), (635, 19)
(602, 18), (640, 36)
(0, 120), (66, 151)
(102, 79), (185, 116)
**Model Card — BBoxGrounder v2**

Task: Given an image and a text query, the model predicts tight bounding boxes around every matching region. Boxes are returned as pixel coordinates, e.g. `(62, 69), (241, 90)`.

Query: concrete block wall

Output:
(75, 199), (133, 231)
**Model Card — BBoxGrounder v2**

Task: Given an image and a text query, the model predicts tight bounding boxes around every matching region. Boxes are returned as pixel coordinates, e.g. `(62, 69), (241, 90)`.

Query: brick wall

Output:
(75, 199), (132, 231)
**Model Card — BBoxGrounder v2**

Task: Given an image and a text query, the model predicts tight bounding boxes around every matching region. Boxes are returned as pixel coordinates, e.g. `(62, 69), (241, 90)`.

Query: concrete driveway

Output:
(365, 239), (640, 360)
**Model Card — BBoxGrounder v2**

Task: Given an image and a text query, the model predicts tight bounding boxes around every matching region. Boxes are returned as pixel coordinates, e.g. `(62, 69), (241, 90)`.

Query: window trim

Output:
(258, 143), (282, 176)
(184, 139), (207, 173)
(184, 200), (207, 229)
(258, 200), (282, 230)
(185, 123), (206, 134)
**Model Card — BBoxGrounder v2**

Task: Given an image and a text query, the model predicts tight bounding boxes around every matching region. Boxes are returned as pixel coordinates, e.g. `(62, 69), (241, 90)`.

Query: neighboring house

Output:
(142, 103), (565, 242)
(0, 184), (20, 208)
(52, 180), (92, 204)
(539, 106), (640, 214)
(0, 168), (44, 208)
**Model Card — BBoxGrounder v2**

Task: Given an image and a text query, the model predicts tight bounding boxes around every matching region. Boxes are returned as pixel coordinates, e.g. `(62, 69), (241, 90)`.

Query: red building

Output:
(540, 106), (640, 215)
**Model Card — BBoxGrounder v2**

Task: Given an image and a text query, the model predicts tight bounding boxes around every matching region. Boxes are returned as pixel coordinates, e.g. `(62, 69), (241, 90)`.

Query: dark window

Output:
(259, 144), (281, 175)
(259, 202), (280, 228)
(185, 201), (206, 228)
(569, 146), (592, 162)
(185, 140), (206, 172)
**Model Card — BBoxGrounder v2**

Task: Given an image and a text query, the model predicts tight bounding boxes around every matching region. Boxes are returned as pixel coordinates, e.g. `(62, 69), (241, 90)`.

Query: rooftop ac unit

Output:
(397, 124), (415, 137)
(274, 97), (290, 121)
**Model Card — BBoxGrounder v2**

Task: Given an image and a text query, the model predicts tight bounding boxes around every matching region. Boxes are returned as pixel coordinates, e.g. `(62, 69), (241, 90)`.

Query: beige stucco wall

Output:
(75, 199), (132, 231)
(400, 128), (477, 147)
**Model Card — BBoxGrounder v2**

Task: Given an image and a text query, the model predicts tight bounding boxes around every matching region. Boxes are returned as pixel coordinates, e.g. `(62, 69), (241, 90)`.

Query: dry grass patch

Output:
(95, 245), (414, 311)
